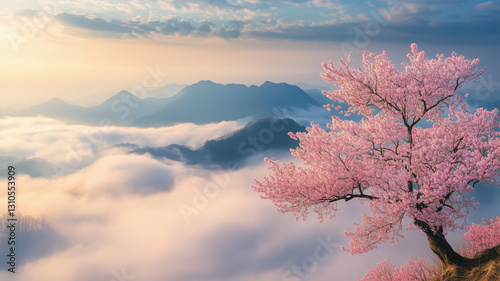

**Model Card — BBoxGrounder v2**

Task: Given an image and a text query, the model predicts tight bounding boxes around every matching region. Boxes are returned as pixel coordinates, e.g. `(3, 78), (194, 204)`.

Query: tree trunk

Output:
(415, 219), (471, 266)
(424, 227), (470, 266)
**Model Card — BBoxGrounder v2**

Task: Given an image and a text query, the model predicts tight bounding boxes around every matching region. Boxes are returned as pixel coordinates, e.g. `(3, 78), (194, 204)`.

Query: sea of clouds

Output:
(0, 116), (498, 281)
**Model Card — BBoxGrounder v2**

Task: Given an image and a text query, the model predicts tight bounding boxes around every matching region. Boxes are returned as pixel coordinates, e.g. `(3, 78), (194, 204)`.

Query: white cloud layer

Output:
(0, 152), (437, 281)
(0, 116), (245, 174)
(0, 116), (498, 280)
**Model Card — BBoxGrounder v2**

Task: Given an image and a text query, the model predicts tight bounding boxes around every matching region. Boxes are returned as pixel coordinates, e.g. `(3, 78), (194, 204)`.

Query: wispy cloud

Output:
(475, 1), (500, 11)
(56, 13), (134, 34)
(249, 11), (500, 45)
(3, 0), (498, 44)
(43, 0), (497, 45)
(311, 0), (346, 9)
(54, 12), (246, 39)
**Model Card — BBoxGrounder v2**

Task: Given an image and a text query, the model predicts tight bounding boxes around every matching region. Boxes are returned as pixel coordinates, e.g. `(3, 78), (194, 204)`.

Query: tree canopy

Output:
(252, 44), (500, 264)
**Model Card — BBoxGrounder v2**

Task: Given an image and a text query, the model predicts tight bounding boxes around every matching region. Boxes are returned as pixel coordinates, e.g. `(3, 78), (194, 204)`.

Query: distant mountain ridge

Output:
(132, 80), (320, 127)
(18, 98), (87, 124)
(4, 80), (324, 127)
(131, 118), (305, 167)
(13, 90), (176, 126)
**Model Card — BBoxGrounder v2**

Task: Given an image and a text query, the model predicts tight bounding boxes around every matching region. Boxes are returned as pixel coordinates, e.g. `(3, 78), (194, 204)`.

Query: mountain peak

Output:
(259, 81), (301, 90)
(99, 90), (141, 106)
(193, 80), (217, 86)
(132, 118), (305, 166)
(260, 81), (276, 87)
(117, 90), (133, 95)
(181, 80), (221, 93)
(43, 97), (68, 105)
(113, 90), (138, 99)
(27, 97), (73, 110)
(18, 97), (83, 120)
(133, 80), (322, 127)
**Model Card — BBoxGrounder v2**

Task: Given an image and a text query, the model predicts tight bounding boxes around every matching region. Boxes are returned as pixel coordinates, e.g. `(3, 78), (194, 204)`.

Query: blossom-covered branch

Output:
(253, 44), (500, 264)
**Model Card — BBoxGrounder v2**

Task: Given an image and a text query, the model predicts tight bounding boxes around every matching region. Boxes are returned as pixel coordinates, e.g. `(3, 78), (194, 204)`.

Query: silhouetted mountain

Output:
(9, 81), (321, 127)
(294, 82), (331, 91)
(84, 90), (176, 125)
(132, 118), (305, 167)
(133, 81), (320, 127)
(13, 91), (176, 126)
(17, 98), (86, 124)
(145, 83), (187, 98)
(305, 89), (334, 106)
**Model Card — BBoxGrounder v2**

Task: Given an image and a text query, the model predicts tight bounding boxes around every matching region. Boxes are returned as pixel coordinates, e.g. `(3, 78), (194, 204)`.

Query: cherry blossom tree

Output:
(252, 44), (500, 267)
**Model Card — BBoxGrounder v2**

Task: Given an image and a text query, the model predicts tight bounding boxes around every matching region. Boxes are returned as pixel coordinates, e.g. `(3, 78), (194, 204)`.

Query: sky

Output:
(0, 0), (499, 108)
(0, 1), (500, 280)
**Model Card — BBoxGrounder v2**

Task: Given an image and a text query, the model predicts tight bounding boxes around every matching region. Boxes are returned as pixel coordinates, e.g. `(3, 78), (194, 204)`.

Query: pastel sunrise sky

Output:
(1, 0), (499, 108)
(1, 2), (500, 281)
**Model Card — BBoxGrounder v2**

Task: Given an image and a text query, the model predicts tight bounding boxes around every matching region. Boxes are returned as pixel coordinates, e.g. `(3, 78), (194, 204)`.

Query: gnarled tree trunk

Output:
(416, 219), (500, 280)
(415, 219), (471, 267)
(424, 227), (470, 266)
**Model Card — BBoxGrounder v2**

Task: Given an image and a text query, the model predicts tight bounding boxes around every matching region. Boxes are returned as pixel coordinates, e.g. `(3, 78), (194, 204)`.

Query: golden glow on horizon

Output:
(1, 32), (339, 108)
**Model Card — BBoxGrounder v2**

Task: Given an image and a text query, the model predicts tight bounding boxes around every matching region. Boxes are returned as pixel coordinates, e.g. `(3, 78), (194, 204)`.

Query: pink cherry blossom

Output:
(462, 216), (500, 257)
(253, 44), (499, 258)
(360, 258), (434, 281)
